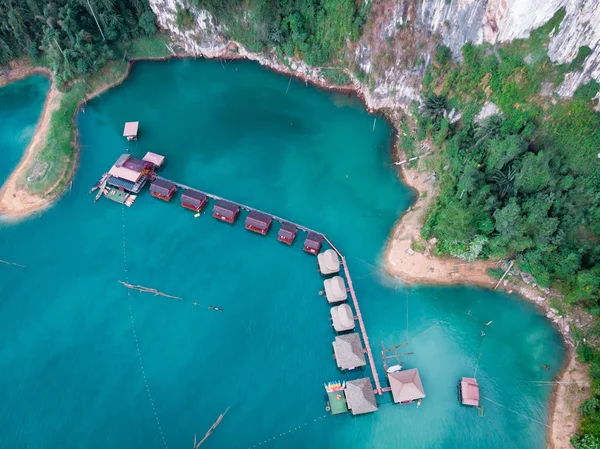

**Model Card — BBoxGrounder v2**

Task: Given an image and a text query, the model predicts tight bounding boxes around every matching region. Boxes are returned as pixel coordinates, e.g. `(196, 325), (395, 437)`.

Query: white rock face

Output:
(149, 0), (600, 110)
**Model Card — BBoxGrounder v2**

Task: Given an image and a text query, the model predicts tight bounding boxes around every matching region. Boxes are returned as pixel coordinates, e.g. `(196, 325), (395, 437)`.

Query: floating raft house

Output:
(107, 154), (154, 193)
(345, 378), (378, 415)
(213, 200), (240, 224)
(459, 377), (480, 407)
(142, 151), (164, 167)
(150, 178), (177, 201)
(330, 304), (355, 332)
(318, 249), (341, 275)
(123, 121), (139, 140)
(324, 276), (348, 303)
(278, 222), (298, 245)
(181, 189), (207, 212)
(388, 368), (426, 404)
(333, 333), (366, 370)
(304, 232), (323, 255)
(245, 210), (272, 235)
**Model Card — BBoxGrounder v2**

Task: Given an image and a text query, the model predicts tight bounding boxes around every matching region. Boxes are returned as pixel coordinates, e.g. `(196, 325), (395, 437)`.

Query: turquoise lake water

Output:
(0, 60), (565, 449)
(0, 74), (49, 183)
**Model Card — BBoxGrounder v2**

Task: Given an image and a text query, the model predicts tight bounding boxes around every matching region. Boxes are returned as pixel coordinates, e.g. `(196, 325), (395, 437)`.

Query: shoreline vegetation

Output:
(0, 30), (595, 449)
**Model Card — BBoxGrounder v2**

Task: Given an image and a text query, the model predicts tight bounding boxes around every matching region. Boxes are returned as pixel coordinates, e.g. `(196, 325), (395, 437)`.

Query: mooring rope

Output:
(244, 413), (329, 448)
(482, 396), (550, 428)
(121, 208), (169, 449)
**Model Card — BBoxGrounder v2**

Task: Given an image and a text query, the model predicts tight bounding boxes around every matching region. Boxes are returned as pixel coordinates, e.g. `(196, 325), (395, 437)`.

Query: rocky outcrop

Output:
(148, 0), (600, 109)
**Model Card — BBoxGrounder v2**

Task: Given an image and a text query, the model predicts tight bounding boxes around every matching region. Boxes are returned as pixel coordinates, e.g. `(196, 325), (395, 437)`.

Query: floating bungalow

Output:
(278, 222), (298, 245)
(150, 178), (177, 201)
(333, 333), (366, 371)
(304, 232), (323, 255)
(345, 378), (378, 415)
(388, 368), (426, 404)
(245, 211), (272, 235)
(180, 189), (207, 212)
(142, 151), (164, 168)
(459, 377), (480, 407)
(123, 121), (139, 140)
(318, 249), (341, 275)
(107, 154), (155, 193)
(324, 276), (348, 303)
(330, 304), (355, 332)
(213, 200), (240, 224)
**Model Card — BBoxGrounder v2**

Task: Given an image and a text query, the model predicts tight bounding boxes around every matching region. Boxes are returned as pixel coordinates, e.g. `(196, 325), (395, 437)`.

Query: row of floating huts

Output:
(100, 123), (480, 414)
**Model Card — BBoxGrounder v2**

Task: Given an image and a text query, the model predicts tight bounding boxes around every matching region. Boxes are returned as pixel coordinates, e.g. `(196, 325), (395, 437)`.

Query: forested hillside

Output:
(0, 0), (157, 86)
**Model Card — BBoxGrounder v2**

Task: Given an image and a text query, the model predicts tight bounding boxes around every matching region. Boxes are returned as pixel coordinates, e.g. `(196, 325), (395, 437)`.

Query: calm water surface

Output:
(0, 74), (48, 183)
(0, 60), (564, 449)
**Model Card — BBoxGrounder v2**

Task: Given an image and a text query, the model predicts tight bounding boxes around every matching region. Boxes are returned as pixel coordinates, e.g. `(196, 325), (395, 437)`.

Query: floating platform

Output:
(459, 377), (480, 407)
(181, 189), (208, 212)
(123, 121), (139, 140)
(150, 178), (177, 201)
(278, 222), (298, 245)
(213, 200), (240, 224)
(245, 210), (272, 235)
(105, 188), (136, 207)
(304, 232), (323, 255)
(327, 390), (348, 415)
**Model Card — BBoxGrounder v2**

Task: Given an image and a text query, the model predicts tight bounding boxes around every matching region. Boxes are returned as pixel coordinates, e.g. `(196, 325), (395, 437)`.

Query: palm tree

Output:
(474, 115), (503, 148)
(420, 94), (447, 122)
(490, 165), (517, 198)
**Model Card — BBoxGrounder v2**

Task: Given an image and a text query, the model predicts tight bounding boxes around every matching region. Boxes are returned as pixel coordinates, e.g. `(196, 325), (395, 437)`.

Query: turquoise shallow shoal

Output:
(0, 74), (49, 183)
(0, 60), (564, 449)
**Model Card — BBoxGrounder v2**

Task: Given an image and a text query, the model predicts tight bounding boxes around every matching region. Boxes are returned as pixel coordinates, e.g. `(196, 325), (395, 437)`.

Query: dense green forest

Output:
(185, 0), (365, 67)
(0, 0), (157, 86)
(410, 12), (600, 446)
(415, 11), (600, 312)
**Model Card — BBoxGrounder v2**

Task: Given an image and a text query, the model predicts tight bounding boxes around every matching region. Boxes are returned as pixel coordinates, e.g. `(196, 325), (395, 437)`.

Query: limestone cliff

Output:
(149, 0), (600, 109)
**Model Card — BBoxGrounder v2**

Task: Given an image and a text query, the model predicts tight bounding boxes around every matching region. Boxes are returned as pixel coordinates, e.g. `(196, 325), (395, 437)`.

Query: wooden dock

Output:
(156, 176), (319, 235)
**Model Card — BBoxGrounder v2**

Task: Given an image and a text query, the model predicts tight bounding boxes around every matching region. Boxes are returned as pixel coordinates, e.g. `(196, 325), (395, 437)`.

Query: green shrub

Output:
(176, 6), (195, 30)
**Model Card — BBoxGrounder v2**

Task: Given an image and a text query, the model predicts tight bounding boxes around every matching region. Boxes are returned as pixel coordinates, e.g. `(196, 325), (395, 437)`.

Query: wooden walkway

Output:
(324, 236), (383, 395)
(156, 176), (383, 395)
(157, 176), (318, 234)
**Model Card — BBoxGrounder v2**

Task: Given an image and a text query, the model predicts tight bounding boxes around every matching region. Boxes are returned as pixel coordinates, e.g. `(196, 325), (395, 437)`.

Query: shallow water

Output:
(0, 60), (564, 449)
(0, 74), (49, 183)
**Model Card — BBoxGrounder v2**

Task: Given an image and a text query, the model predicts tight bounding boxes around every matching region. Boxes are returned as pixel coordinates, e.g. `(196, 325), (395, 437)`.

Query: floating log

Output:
(118, 281), (182, 300)
(193, 407), (230, 448)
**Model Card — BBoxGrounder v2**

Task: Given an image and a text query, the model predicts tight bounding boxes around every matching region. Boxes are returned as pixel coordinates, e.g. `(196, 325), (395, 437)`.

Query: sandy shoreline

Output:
(0, 48), (588, 448)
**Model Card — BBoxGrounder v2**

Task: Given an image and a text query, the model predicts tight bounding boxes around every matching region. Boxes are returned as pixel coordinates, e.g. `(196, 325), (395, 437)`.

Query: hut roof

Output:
(330, 304), (355, 332)
(123, 121), (139, 137)
(107, 175), (146, 193)
(332, 333), (366, 370)
(460, 377), (480, 406)
(108, 154), (144, 182)
(345, 378), (378, 415)
(324, 276), (348, 303)
(182, 189), (207, 203)
(388, 368), (426, 403)
(150, 178), (176, 195)
(318, 249), (341, 275)
(246, 211), (272, 229)
(214, 200), (239, 218)
(280, 222), (297, 233)
(142, 152), (164, 166)
(305, 232), (323, 248)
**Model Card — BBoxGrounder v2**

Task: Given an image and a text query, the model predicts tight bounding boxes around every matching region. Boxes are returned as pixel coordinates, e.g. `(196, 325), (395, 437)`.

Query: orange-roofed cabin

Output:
(181, 189), (207, 212)
(304, 232), (323, 255)
(278, 222), (298, 245)
(212, 200), (240, 224)
(149, 179), (177, 201)
(245, 211), (272, 235)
